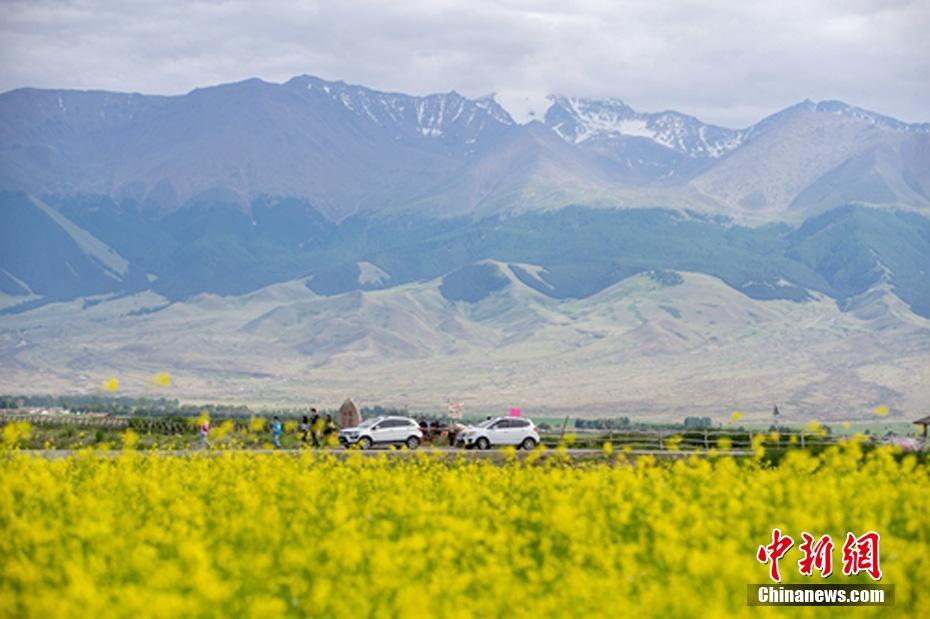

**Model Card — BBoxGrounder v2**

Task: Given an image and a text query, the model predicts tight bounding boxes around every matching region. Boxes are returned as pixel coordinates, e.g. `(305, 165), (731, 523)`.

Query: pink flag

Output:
(508, 407), (521, 417)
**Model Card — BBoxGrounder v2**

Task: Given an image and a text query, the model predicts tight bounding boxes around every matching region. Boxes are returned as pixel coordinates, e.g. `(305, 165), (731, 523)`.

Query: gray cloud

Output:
(1, 0), (928, 127)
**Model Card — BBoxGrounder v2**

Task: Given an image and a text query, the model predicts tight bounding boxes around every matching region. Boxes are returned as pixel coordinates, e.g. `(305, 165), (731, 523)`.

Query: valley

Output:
(3, 268), (928, 420)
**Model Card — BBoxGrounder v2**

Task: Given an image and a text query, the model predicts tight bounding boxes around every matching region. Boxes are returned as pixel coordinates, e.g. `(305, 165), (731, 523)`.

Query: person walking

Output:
(310, 409), (321, 448)
(199, 419), (211, 449)
(272, 416), (283, 449)
(299, 415), (311, 445)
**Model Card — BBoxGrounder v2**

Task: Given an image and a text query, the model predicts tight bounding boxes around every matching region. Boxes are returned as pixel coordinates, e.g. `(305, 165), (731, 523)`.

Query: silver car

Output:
(458, 417), (540, 450)
(339, 416), (423, 450)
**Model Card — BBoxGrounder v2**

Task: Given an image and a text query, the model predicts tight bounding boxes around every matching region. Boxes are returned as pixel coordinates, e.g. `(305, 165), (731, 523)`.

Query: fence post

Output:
(703, 429), (709, 449)
(800, 432), (805, 448)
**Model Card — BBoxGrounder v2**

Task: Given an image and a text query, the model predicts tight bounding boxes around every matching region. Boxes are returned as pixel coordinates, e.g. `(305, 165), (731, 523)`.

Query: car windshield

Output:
(476, 419), (497, 429)
(357, 418), (379, 428)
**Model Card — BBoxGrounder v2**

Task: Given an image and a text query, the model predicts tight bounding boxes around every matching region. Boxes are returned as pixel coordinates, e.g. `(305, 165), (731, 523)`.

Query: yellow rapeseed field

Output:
(1, 439), (928, 618)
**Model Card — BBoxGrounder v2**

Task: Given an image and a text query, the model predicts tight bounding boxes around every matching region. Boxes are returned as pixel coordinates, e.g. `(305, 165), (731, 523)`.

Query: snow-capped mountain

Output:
(1, 75), (927, 222)
(544, 96), (746, 159)
(286, 75), (514, 155)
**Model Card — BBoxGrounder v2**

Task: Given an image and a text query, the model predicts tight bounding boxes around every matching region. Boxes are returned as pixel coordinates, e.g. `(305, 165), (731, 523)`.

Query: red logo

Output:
(757, 530), (881, 581)
(841, 532), (882, 581)
(798, 532), (834, 577)
(756, 528), (794, 582)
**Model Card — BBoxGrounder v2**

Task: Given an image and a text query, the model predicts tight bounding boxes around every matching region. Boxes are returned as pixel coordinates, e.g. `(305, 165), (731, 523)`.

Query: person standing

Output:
(323, 414), (337, 446)
(199, 419), (211, 449)
(272, 416), (283, 449)
(450, 421), (466, 447)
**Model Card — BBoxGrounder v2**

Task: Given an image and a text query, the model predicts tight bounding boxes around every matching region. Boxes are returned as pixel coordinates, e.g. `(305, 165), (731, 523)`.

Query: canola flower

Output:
(1, 422), (30, 448)
(0, 443), (928, 618)
(102, 377), (119, 392)
(803, 420), (827, 436)
(874, 405), (890, 417)
(249, 416), (266, 433)
(152, 372), (172, 388)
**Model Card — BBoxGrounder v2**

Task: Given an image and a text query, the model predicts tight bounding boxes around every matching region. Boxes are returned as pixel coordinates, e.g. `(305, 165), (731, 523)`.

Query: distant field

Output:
(3, 269), (930, 420)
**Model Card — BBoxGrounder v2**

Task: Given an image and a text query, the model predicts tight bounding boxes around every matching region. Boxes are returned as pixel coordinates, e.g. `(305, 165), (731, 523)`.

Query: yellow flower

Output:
(249, 417), (266, 433)
(1, 434), (927, 617)
(2, 421), (31, 447)
(803, 420), (822, 434)
(874, 405), (890, 417)
(751, 434), (766, 460)
(102, 377), (119, 392)
(122, 429), (139, 450)
(729, 411), (742, 423)
(153, 372), (172, 388)
(189, 410), (211, 428)
(212, 420), (235, 440)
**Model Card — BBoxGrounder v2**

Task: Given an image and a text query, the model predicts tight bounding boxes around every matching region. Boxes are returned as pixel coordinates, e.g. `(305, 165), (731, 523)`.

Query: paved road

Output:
(16, 448), (751, 460)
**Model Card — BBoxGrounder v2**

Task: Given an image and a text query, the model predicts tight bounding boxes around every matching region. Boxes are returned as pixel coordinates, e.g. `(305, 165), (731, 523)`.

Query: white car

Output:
(458, 417), (539, 450)
(339, 416), (423, 450)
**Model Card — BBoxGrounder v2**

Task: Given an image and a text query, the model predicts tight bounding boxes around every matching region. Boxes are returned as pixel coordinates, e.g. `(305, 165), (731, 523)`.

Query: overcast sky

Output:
(1, 0), (927, 127)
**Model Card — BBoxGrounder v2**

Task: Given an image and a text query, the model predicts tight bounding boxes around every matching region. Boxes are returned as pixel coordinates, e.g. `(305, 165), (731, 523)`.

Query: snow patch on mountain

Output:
(508, 263), (554, 291)
(357, 261), (390, 287)
(291, 75), (514, 149)
(544, 96), (746, 159)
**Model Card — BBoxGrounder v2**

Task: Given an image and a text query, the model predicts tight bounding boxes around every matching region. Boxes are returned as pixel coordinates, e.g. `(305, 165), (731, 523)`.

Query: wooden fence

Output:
(0, 413), (192, 435)
(538, 427), (851, 451)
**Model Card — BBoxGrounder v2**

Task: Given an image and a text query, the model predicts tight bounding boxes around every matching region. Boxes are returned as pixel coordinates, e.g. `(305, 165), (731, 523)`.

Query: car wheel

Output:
(358, 436), (373, 450)
(521, 437), (537, 450)
(476, 437), (490, 450)
(406, 436), (420, 450)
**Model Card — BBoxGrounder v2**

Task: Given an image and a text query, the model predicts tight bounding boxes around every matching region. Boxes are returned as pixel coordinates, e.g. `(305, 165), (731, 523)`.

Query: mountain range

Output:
(3, 75), (929, 221)
(1, 75), (928, 417)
